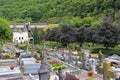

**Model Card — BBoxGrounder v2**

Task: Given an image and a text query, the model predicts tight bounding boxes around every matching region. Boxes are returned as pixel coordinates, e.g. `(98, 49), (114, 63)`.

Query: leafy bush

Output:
(36, 53), (41, 60)
(53, 65), (67, 71)
(43, 41), (63, 48)
(88, 78), (95, 80)
(4, 54), (10, 59)
(19, 44), (27, 50)
(68, 43), (80, 50)
(35, 45), (42, 52)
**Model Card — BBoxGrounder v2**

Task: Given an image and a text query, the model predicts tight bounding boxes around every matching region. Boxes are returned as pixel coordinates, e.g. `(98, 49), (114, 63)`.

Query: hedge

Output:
(91, 48), (120, 56)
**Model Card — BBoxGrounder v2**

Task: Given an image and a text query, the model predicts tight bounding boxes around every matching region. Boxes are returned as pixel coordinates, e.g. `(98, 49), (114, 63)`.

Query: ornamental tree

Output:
(33, 26), (40, 44)
(95, 22), (119, 49)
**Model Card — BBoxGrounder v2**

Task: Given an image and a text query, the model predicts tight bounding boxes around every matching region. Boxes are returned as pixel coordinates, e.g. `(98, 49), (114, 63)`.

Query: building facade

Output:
(13, 23), (30, 44)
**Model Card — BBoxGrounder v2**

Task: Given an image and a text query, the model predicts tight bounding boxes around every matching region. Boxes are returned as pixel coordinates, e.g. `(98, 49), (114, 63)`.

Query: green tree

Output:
(95, 22), (119, 49)
(85, 27), (97, 46)
(33, 26), (40, 44)
(60, 25), (76, 47)
(0, 17), (12, 41)
(76, 27), (86, 47)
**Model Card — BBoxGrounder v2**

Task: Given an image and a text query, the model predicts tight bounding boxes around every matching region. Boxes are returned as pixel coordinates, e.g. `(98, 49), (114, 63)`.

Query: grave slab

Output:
(0, 67), (21, 77)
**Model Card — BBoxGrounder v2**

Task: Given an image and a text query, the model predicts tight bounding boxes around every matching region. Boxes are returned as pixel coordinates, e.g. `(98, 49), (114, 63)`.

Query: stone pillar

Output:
(103, 62), (116, 80)
(82, 53), (87, 69)
(103, 62), (110, 80)
(99, 50), (104, 66)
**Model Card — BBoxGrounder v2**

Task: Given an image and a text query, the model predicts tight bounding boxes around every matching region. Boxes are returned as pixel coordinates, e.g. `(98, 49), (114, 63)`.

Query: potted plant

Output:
(10, 65), (15, 70)
(35, 60), (39, 63)
(88, 71), (93, 77)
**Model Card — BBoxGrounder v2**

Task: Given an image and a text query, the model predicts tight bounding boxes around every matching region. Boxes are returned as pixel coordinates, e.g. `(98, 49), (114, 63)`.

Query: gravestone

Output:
(56, 68), (65, 80)
(0, 67), (21, 77)
(19, 57), (40, 74)
(0, 59), (16, 66)
(82, 53), (87, 69)
(38, 45), (49, 80)
(67, 49), (74, 64)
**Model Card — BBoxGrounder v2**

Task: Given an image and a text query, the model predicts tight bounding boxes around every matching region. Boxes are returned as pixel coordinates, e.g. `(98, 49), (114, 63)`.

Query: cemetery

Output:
(0, 22), (120, 80)
(0, 41), (120, 80)
(1, 1), (120, 79)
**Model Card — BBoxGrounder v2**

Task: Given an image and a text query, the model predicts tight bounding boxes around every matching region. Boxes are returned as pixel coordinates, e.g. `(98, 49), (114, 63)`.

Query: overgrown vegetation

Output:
(0, 0), (120, 25)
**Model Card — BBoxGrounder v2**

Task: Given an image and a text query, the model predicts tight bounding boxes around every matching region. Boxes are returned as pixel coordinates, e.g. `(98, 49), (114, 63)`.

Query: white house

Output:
(13, 23), (30, 44)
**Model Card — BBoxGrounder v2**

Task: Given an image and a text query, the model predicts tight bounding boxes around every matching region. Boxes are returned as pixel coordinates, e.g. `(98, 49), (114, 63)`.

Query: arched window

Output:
(22, 37), (23, 40)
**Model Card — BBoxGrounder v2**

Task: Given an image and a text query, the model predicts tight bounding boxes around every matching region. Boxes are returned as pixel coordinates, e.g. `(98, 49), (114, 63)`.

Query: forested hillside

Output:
(0, 0), (120, 25)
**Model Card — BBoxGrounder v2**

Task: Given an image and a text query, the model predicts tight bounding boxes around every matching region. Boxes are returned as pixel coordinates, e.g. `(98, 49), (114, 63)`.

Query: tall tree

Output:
(33, 26), (40, 44)
(60, 25), (76, 47)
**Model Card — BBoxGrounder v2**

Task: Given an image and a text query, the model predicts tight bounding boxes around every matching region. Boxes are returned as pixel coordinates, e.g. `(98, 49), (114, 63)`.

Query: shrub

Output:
(36, 53), (41, 60)
(4, 54), (10, 58)
(19, 44), (27, 50)
(43, 41), (63, 48)
(88, 78), (95, 80)
(35, 45), (42, 52)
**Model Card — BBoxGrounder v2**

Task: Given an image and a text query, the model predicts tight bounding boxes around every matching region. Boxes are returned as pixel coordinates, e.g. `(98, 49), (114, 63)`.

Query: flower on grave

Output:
(10, 65), (15, 70)
(88, 71), (93, 77)
(48, 61), (59, 64)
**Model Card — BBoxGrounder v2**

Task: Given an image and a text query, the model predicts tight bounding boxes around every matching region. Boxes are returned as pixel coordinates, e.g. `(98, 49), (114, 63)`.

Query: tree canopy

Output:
(0, 18), (12, 41)
(0, 0), (120, 24)
(95, 22), (119, 49)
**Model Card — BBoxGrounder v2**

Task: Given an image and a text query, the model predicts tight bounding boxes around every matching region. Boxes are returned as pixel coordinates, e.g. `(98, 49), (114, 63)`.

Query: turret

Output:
(13, 22), (17, 32)
(13, 22), (18, 43)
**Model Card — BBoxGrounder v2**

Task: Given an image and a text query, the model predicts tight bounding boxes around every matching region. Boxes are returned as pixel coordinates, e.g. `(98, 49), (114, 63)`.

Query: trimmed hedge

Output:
(91, 48), (120, 56)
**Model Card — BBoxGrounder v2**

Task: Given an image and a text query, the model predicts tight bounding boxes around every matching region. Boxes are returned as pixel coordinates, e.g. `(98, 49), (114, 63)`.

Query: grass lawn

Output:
(91, 53), (98, 57)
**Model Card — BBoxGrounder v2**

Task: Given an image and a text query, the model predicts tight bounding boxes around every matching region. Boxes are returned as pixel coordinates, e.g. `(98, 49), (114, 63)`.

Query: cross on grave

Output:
(38, 45), (49, 80)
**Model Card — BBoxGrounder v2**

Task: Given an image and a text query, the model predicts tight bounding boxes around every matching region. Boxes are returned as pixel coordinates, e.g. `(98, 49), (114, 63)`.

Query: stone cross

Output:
(98, 50), (104, 66)
(82, 53), (87, 69)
